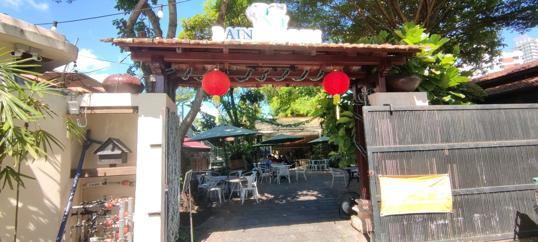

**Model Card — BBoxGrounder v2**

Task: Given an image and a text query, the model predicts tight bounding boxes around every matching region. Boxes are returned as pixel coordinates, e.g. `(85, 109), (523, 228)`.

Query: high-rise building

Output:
(516, 37), (538, 63)
(468, 51), (524, 77)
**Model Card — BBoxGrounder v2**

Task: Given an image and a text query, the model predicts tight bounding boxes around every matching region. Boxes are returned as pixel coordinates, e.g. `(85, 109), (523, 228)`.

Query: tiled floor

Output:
(195, 171), (367, 242)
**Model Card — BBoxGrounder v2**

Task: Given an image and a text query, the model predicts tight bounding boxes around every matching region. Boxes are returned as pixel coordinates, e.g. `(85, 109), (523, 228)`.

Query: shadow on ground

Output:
(194, 171), (365, 242)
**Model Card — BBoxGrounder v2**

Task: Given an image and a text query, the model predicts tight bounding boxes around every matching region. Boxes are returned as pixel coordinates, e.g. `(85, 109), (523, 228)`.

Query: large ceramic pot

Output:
(386, 74), (422, 92)
(102, 74), (143, 93)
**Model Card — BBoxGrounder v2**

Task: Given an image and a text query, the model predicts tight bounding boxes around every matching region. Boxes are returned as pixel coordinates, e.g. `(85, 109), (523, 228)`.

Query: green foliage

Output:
(196, 112), (217, 132)
(179, 0), (253, 39)
(260, 86), (322, 117)
(315, 94), (357, 168)
(0, 53), (63, 192)
(363, 23), (486, 104)
(283, 0), (538, 67)
(220, 88), (264, 129)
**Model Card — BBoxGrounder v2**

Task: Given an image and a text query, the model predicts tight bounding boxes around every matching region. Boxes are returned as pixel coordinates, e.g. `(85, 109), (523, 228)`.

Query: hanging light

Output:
(51, 21), (58, 31)
(202, 69), (231, 106)
(157, 5), (164, 19)
(322, 70), (350, 120)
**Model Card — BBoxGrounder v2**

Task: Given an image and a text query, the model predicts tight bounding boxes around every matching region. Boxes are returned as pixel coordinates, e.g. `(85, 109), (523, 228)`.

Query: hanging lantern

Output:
(322, 70), (350, 120)
(202, 69), (231, 105)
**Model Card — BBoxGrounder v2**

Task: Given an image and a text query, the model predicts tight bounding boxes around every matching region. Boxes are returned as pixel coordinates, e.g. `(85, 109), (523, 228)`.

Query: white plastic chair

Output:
(309, 160), (319, 171)
(319, 159), (329, 171)
(258, 166), (273, 184)
(240, 173), (259, 204)
(200, 176), (225, 204)
(294, 166), (307, 182)
(329, 168), (347, 188)
(275, 165), (291, 184)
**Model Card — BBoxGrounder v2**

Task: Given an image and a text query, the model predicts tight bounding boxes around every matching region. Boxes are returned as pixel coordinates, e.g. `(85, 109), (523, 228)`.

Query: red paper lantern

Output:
(322, 70), (350, 104)
(322, 70), (350, 120)
(202, 69), (231, 105)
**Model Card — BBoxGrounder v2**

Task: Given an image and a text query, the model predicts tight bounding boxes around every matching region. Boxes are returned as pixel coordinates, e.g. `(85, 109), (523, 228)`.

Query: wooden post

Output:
(352, 83), (371, 200)
(150, 56), (177, 101)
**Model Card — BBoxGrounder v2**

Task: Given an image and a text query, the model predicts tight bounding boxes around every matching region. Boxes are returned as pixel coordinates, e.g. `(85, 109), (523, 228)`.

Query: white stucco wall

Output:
(1, 93), (176, 242)
(81, 93), (176, 242)
(0, 95), (77, 242)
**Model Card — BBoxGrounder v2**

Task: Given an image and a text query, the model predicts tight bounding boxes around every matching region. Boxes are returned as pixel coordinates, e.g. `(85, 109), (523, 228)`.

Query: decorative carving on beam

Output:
(180, 67), (192, 80)
(311, 70), (325, 81)
(274, 68), (291, 81)
(236, 69), (254, 82)
(255, 69), (270, 82)
(173, 77), (367, 88)
(293, 69), (309, 82)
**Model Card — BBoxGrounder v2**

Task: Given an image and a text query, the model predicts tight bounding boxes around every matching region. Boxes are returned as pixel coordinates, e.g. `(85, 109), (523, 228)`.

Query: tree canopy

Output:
(282, 0), (537, 67)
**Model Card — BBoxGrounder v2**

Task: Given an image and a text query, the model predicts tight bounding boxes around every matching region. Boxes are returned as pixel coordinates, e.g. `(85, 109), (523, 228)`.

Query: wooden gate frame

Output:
(363, 104), (538, 241)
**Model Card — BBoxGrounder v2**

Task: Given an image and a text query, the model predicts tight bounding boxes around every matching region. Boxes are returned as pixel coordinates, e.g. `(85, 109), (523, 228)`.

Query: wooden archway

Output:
(106, 37), (421, 199)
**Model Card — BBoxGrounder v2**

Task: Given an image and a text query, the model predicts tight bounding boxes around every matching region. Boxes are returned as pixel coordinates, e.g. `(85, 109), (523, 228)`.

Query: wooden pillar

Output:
(150, 56), (177, 101)
(352, 83), (370, 200)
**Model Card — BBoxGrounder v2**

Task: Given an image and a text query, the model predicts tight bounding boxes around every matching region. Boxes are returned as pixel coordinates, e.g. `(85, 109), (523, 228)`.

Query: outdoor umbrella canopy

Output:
(308, 136), (329, 144)
(259, 134), (303, 145)
(190, 125), (257, 141)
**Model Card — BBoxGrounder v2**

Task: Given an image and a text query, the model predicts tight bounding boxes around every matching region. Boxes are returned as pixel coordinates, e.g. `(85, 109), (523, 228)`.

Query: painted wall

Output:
(0, 95), (78, 242)
(80, 93), (176, 242)
(1, 93), (176, 242)
(84, 113), (138, 169)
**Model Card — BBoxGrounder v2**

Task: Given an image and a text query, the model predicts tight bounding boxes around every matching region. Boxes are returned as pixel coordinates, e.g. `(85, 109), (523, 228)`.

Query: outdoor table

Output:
(225, 176), (246, 200)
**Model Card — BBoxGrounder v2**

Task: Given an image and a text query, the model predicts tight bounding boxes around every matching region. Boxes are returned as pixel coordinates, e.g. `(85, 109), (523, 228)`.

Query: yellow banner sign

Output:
(379, 174), (453, 216)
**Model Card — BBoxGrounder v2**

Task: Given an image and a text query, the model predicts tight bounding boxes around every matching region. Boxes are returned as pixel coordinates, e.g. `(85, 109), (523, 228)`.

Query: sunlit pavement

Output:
(195, 171), (366, 242)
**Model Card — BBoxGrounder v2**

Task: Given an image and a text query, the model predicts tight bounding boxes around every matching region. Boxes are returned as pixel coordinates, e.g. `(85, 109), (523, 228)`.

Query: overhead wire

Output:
(35, 0), (195, 26)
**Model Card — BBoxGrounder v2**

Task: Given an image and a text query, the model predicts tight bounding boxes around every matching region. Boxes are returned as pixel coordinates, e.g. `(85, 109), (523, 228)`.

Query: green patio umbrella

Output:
(308, 136), (329, 144)
(190, 125), (257, 170)
(190, 125), (257, 141)
(259, 134), (303, 145)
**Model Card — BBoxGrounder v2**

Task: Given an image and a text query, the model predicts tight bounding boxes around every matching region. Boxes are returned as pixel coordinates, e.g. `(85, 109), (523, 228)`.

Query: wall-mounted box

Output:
(94, 138), (131, 165)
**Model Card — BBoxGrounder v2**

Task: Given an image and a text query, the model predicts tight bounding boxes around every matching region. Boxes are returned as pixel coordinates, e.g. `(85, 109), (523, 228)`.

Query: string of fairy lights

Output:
(37, 0), (196, 74)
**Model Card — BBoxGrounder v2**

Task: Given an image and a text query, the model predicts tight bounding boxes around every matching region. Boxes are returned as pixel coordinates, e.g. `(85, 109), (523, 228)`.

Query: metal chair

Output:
(295, 166), (308, 182)
(329, 168), (347, 187)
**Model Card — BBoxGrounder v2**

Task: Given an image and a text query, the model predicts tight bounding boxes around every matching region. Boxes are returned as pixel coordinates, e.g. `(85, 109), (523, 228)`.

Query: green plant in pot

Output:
(361, 23), (485, 104)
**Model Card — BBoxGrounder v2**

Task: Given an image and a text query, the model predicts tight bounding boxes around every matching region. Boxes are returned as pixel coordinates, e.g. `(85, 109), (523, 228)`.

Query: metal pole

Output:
(119, 199), (126, 241)
(13, 163), (21, 242)
(189, 181), (194, 242)
(127, 197), (134, 242)
(56, 134), (92, 242)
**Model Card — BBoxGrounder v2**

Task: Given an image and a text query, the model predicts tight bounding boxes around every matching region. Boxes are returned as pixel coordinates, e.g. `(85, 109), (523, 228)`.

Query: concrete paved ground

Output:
(195, 171), (367, 242)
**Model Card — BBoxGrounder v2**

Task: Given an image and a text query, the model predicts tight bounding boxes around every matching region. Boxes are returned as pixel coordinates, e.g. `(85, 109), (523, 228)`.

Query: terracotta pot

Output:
(386, 74), (422, 92)
(102, 74), (143, 94)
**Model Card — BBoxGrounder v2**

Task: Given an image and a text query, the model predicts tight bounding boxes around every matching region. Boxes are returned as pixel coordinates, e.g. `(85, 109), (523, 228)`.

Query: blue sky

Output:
(2, 0), (537, 83)
(2, 0), (205, 81)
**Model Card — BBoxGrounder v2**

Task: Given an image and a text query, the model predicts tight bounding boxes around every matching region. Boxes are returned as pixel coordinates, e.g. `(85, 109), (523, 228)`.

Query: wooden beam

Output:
(174, 78), (367, 88)
(117, 42), (420, 55)
(72, 166), (136, 178)
(149, 56), (176, 99)
(131, 50), (407, 66)
(79, 107), (138, 114)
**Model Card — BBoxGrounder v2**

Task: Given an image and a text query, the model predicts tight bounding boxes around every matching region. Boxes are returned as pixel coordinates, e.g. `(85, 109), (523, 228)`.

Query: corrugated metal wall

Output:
(363, 104), (538, 241)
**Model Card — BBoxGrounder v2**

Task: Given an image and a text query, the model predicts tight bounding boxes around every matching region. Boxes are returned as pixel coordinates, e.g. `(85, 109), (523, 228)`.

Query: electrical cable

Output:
(35, 0), (194, 26)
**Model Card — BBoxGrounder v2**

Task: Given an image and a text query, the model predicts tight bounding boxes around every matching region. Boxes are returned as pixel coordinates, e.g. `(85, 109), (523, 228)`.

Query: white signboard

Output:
(211, 3), (322, 44)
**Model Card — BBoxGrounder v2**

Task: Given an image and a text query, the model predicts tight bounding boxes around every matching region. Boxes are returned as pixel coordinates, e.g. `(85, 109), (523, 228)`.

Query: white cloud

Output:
(27, 0), (48, 11)
(1, 0), (48, 11)
(55, 48), (111, 73)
